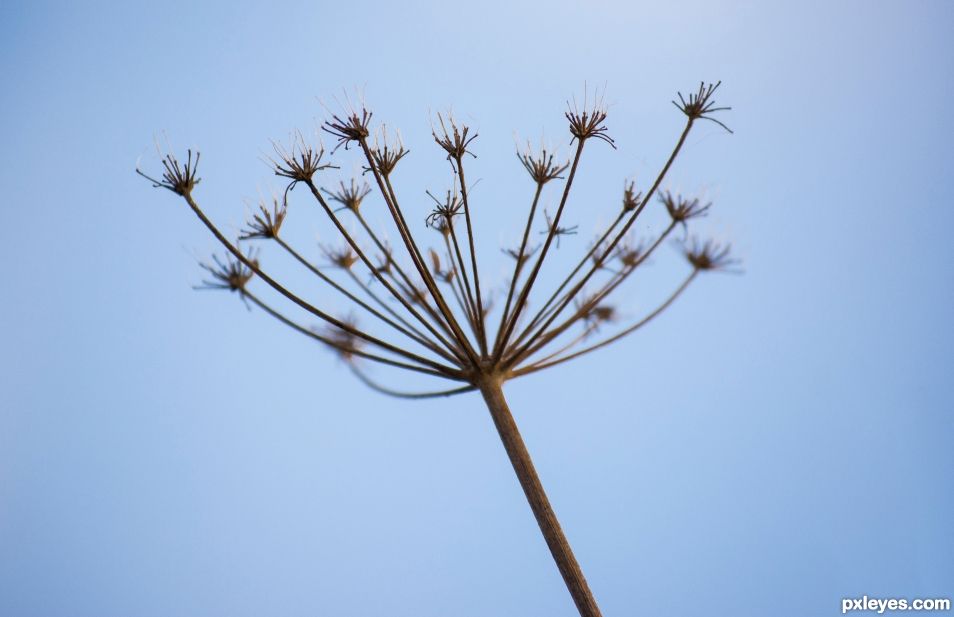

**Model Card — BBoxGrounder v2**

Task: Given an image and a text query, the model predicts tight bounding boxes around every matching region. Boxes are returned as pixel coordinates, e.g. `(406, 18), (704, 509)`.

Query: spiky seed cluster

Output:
(136, 150), (201, 195)
(579, 301), (617, 329)
(502, 244), (540, 269)
(659, 191), (711, 225)
(405, 284), (429, 307)
(433, 113), (477, 161)
(589, 240), (611, 269)
(428, 249), (455, 284)
(324, 179), (372, 213)
(374, 246), (394, 275)
(566, 103), (616, 148)
(196, 251), (257, 293)
(272, 135), (335, 183)
(622, 181), (643, 211)
(573, 294), (617, 332)
(322, 109), (372, 152)
(323, 245), (359, 270)
(320, 318), (362, 361)
(673, 81), (733, 133)
(365, 126), (408, 176)
(517, 143), (569, 185)
(684, 237), (738, 271)
(241, 198), (287, 240)
(616, 238), (647, 269)
(541, 210), (578, 248)
(425, 188), (464, 230)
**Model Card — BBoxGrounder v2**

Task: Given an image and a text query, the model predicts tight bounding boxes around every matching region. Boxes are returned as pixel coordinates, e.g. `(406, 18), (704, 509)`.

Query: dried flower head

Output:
(615, 237), (648, 269)
(566, 91), (615, 148)
(136, 149), (201, 196)
(683, 236), (739, 272)
(373, 245), (394, 275)
(195, 249), (257, 293)
(428, 248), (455, 284)
(322, 244), (359, 270)
(575, 297), (617, 330)
(323, 179), (372, 213)
(622, 181), (643, 211)
(432, 112), (478, 162)
(503, 244), (538, 269)
(673, 81), (733, 133)
(365, 125), (408, 176)
(270, 133), (336, 184)
(318, 317), (363, 361)
(241, 197), (287, 240)
(540, 209), (578, 248)
(517, 141), (569, 185)
(322, 107), (372, 152)
(404, 283), (429, 306)
(659, 190), (711, 226)
(425, 188), (464, 230)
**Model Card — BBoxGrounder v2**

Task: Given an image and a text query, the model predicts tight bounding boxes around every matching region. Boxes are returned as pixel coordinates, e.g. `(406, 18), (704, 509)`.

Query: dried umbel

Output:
(141, 82), (735, 617)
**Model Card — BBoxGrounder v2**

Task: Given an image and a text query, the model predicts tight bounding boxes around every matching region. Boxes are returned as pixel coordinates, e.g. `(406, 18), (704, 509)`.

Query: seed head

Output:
(373, 245), (394, 276)
(270, 133), (336, 184)
(573, 293), (617, 332)
(517, 141), (569, 185)
(540, 210), (578, 249)
(683, 236), (739, 272)
(622, 181), (643, 211)
(365, 125), (408, 176)
(502, 244), (538, 269)
(241, 197), (287, 240)
(322, 244), (359, 270)
(195, 249), (257, 293)
(323, 179), (372, 213)
(615, 237), (648, 269)
(318, 316), (362, 361)
(659, 191), (711, 226)
(137, 149), (201, 196)
(565, 91), (615, 148)
(425, 188), (464, 230)
(428, 248), (455, 284)
(672, 81), (733, 133)
(432, 112), (477, 162)
(322, 108), (372, 152)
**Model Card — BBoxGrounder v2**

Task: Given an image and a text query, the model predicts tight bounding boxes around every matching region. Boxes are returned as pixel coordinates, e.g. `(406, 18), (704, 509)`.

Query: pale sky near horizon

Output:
(1, 1), (952, 616)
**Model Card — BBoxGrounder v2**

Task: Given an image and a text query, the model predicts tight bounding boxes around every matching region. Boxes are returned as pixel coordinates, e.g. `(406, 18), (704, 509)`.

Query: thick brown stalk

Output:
(477, 376), (602, 617)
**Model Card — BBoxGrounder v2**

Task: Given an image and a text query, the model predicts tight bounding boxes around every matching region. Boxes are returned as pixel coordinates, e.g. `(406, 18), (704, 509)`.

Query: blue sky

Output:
(1, 1), (952, 616)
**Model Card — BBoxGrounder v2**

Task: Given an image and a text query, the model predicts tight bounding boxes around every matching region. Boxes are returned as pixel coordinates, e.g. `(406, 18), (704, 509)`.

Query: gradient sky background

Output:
(1, 1), (952, 616)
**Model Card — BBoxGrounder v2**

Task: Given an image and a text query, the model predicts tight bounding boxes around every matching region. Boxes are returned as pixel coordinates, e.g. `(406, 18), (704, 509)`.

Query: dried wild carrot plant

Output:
(139, 82), (736, 617)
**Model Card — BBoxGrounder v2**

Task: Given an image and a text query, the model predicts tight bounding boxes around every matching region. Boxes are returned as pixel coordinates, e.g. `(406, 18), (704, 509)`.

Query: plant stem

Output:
(477, 376), (603, 617)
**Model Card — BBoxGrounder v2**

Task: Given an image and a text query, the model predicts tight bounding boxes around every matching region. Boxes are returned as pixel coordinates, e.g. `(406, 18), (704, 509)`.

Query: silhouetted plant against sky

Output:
(139, 82), (735, 617)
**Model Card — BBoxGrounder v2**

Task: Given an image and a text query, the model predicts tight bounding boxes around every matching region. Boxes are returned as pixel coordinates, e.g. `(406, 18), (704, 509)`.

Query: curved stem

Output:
(244, 291), (460, 379)
(348, 364), (475, 399)
(477, 376), (603, 617)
